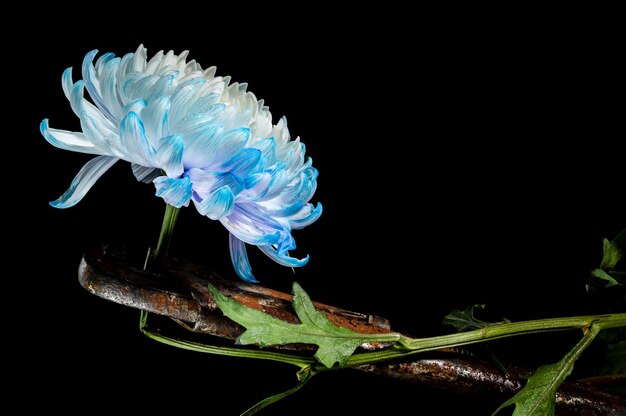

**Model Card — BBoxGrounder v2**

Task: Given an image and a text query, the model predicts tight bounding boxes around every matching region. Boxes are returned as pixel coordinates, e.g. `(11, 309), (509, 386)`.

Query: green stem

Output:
(153, 204), (181, 268)
(241, 368), (316, 416)
(346, 313), (626, 367)
(139, 310), (316, 369)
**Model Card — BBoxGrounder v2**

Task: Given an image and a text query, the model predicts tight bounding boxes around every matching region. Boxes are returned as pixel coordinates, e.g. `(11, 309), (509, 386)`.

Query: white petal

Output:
(40, 119), (100, 155)
(50, 155), (119, 208)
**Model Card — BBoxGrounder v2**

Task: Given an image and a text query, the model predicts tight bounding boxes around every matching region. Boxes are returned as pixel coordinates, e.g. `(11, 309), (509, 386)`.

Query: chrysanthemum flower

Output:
(41, 45), (322, 282)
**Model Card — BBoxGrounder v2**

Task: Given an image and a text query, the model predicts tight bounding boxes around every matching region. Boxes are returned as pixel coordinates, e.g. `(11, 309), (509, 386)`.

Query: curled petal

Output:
(220, 208), (281, 246)
(154, 176), (192, 207)
(40, 119), (100, 155)
(229, 233), (258, 283)
(258, 244), (309, 268)
(50, 155), (119, 208)
(290, 202), (323, 230)
(193, 186), (235, 220)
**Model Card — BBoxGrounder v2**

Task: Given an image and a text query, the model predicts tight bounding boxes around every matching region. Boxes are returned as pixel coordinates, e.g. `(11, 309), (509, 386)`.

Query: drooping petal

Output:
(50, 155), (119, 208)
(40, 119), (100, 155)
(156, 135), (184, 177)
(290, 202), (323, 229)
(258, 244), (309, 268)
(193, 185), (235, 220)
(131, 163), (161, 183)
(229, 233), (258, 283)
(220, 208), (281, 246)
(154, 176), (192, 208)
(119, 111), (156, 165)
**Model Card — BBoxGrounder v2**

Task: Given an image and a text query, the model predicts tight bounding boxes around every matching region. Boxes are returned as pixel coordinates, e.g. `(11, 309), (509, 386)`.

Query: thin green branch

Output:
(346, 313), (626, 367)
(241, 368), (316, 416)
(139, 311), (316, 368)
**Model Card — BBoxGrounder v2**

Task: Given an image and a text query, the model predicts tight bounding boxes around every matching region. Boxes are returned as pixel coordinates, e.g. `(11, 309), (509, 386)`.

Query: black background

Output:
(8, 9), (624, 415)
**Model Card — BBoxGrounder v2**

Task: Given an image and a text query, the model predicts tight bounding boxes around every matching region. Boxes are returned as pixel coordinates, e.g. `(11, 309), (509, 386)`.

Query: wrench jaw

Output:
(78, 244), (394, 350)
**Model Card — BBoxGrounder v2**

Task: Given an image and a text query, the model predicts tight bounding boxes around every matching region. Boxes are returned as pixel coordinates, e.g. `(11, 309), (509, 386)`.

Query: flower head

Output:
(41, 45), (322, 282)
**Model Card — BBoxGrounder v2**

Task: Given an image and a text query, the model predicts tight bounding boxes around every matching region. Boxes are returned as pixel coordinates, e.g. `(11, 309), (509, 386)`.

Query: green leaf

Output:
(591, 268), (620, 287)
(207, 282), (400, 368)
(443, 304), (509, 332)
(493, 325), (600, 416)
(600, 238), (623, 270)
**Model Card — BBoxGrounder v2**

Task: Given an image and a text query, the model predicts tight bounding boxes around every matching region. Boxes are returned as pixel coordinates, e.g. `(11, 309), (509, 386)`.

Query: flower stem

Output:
(139, 310), (315, 368)
(345, 313), (626, 367)
(153, 204), (181, 269)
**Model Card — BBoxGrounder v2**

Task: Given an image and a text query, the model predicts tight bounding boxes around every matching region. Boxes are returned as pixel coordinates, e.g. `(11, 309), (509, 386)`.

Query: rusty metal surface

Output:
(360, 358), (626, 415)
(79, 244), (392, 348)
(78, 244), (626, 415)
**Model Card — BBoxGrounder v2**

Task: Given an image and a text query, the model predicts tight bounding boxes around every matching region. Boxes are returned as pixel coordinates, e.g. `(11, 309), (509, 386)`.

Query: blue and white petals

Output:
(229, 233), (258, 283)
(290, 202), (323, 229)
(40, 119), (100, 155)
(154, 176), (192, 208)
(119, 112), (155, 165)
(258, 244), (309, 268)
(42, 45), (321, 282)
(50, 155), (119, 208)
(157, 135), (184, 177)
(194, 186), (235, 220)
